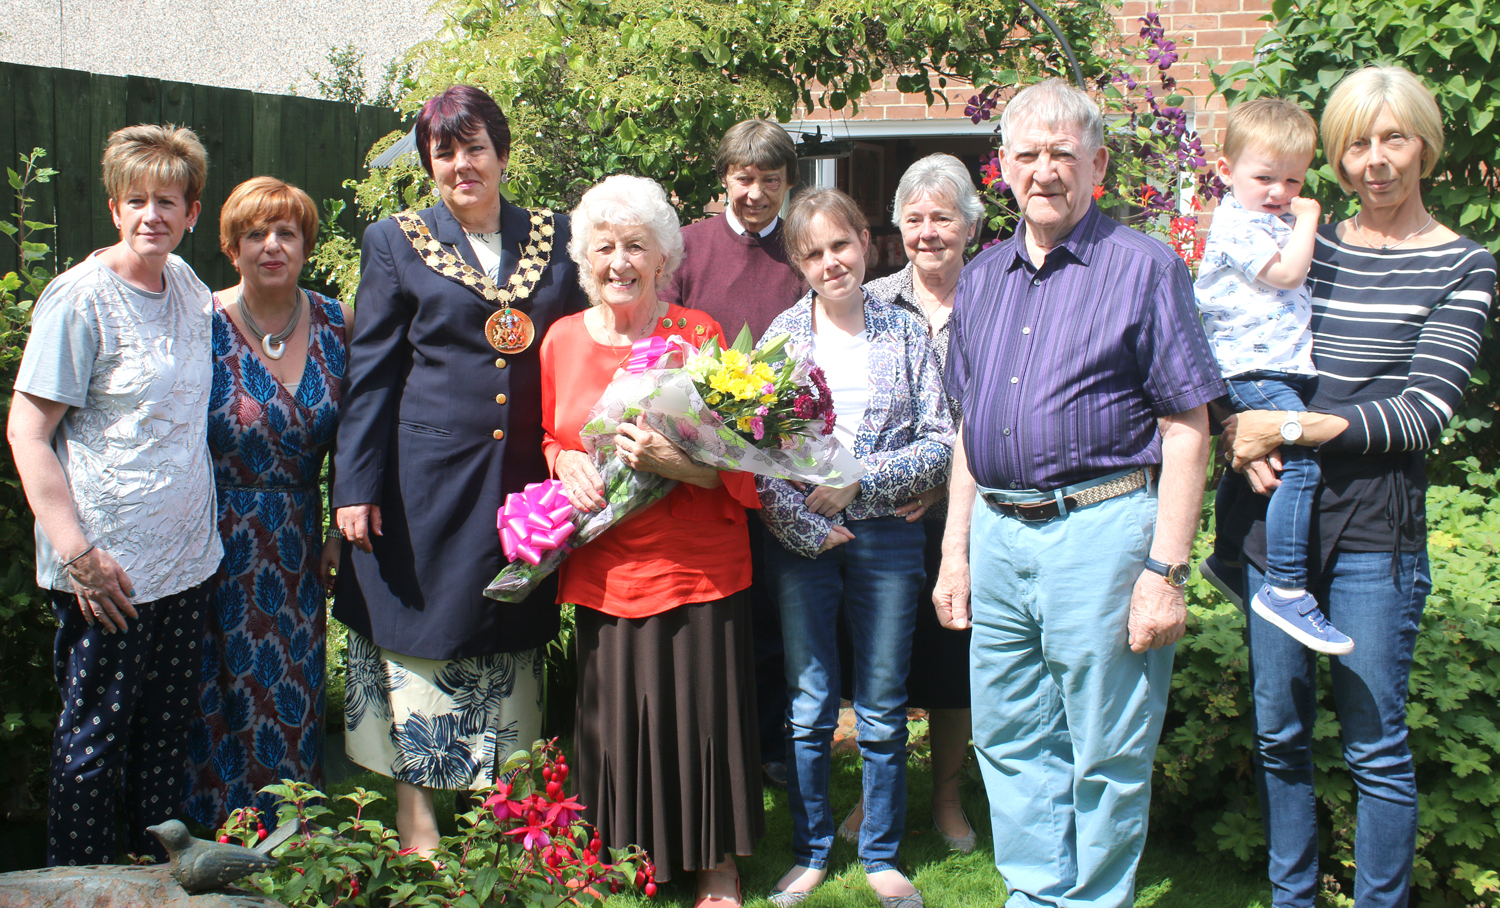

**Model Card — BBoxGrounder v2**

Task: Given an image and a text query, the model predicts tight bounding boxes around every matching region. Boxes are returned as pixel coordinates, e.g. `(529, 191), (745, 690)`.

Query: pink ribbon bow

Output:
(498, 479), (574, 564)
(625, 335), (694, 373)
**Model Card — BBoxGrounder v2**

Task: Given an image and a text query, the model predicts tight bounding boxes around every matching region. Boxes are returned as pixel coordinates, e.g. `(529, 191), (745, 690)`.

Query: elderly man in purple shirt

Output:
(934, 79), (1223, 908)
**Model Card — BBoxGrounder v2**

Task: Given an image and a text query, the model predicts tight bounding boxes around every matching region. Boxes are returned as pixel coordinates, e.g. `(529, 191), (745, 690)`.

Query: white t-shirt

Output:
(14, 252), (223, 600)
(1193, 192), (1316, 378)
(812, 327), (871, 454)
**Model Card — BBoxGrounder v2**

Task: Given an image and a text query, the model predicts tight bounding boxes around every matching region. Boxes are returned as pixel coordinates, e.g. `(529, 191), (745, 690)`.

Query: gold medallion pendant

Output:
(486, 307), (535, 354)
(395, 207), (556, 355)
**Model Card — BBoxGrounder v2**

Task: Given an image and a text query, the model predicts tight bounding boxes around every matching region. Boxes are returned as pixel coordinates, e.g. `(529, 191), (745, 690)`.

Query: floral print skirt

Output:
(343, 630), (543, 789)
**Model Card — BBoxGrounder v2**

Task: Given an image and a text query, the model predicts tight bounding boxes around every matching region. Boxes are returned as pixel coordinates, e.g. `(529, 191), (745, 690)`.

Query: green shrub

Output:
(1156, 472), (1500, 907)
(0, 150), (61, 821)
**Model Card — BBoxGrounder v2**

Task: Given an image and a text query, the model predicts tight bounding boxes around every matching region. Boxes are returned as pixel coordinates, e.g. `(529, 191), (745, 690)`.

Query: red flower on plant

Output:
(544, 794), (587, 828)
(1093, 185), (1105, 200)
(505, 819), (553, 852)
(485, 781), (524, 823)
(981, 160), (1002, 188)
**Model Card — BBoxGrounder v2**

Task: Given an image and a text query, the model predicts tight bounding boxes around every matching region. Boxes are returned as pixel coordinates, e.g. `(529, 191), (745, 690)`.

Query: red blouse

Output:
(539, 304), (759, 618)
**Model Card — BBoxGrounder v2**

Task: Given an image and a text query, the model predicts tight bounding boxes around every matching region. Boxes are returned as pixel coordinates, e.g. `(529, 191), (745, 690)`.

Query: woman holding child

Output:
(1223, 66), (1495, 907)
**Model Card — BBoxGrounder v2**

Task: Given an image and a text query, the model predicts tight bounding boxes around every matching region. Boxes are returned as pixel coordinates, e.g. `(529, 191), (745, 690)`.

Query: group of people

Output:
(7, 62), (1488, 908)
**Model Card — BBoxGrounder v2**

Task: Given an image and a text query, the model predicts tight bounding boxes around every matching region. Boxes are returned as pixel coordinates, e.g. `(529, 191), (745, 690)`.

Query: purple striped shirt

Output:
(948, 203), (1225, 492)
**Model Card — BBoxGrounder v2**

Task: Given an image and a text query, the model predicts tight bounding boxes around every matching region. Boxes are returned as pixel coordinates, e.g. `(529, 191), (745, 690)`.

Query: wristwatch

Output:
(1144, 556), (1191, 588)
(1279, 411), (1305, 443)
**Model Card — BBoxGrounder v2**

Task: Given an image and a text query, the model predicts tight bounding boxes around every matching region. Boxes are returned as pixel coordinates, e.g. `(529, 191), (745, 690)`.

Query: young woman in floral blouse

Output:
(756, 188), (953, 908)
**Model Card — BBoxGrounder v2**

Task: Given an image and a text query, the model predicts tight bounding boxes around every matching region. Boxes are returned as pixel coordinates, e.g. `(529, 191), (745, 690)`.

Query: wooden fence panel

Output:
(0, 61), (405, 291)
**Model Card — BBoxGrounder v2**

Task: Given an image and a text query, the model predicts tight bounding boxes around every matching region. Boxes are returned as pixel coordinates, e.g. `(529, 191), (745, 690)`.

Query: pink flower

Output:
(485, 782), (523, 823)
(751, 417), (765, 441)
(505, 821), (552, 852)
(544, 794), (587, 828)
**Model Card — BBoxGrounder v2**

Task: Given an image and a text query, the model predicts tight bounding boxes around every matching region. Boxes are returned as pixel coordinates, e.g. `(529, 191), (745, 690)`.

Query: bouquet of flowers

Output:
(485, 327), (863, 602)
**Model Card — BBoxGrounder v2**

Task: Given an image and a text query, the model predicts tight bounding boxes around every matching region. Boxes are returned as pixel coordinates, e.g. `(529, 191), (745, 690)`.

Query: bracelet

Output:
(63, 544), (95, 569)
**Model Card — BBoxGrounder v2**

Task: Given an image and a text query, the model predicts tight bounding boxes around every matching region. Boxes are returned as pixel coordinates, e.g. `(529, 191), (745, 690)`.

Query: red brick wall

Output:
(797, 2), (1273, 158)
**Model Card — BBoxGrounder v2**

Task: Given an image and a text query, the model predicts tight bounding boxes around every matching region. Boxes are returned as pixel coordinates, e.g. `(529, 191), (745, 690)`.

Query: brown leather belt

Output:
(981, 468), (1151, 522)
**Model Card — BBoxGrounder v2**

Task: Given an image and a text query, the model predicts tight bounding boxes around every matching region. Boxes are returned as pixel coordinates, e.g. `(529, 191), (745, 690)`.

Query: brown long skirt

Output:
(574, 590), (765, 882)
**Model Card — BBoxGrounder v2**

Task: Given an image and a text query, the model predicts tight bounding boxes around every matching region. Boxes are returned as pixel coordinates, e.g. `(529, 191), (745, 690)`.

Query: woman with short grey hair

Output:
(840, 153), (980, 855)
(547, 173), (765, 906)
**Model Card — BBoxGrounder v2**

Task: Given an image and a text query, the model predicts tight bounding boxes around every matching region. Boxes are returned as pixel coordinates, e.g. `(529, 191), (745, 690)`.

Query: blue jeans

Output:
(767, 515), (924, 874)
(1225, 373), (1319, 588)
(1245, 549), (1428, 908)
(969, 484), (1172, 908)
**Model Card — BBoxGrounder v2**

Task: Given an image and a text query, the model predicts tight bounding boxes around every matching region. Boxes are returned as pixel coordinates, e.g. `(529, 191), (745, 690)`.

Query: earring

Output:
(656, 267), (662, 276)
(188, 225), (195, 234)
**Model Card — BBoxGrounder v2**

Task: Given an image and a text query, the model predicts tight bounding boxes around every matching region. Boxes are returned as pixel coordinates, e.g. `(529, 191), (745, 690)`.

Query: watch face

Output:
(1280, 418), (1303, 442)
(1167, 563), (1192, 587)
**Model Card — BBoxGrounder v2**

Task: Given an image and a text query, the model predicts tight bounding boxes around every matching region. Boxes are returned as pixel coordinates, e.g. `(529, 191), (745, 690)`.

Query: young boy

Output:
(1194, 98), (1353, 655)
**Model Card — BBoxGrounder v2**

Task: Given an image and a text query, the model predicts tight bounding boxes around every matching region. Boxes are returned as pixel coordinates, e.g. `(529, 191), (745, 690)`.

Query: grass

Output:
(324, 737), (1275, 908)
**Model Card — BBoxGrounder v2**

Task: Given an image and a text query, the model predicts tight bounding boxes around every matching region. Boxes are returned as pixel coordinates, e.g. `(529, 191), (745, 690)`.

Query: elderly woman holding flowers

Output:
(757, 188), (953, 908)
(541, 174), (763, 908)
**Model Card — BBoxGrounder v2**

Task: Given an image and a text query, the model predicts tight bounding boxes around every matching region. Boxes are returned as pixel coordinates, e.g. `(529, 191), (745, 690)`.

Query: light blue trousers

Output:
(969, 485), (1174, 908)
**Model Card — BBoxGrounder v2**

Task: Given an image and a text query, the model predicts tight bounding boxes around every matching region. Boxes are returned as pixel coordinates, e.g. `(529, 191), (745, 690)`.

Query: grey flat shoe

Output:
(877, 890), (925, 908)
(836, 814), (859, 844)
(767, 887), (812, 907)
(934, 806), (977, 853)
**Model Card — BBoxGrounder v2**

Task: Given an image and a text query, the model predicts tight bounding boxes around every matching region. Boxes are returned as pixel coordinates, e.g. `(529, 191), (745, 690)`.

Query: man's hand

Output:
(1127, 569), (1186, 652)
(933, 555), (971, 630)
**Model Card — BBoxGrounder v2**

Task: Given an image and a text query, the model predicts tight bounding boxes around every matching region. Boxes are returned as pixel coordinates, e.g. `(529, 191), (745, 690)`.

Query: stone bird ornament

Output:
(147, 820), (278, 894)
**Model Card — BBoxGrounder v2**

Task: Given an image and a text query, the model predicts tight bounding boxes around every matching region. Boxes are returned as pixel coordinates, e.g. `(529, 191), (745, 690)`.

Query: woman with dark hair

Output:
(185, 176), (351, 831)
(1227, 65), (1495, 907)
(332, 84), (587, 854)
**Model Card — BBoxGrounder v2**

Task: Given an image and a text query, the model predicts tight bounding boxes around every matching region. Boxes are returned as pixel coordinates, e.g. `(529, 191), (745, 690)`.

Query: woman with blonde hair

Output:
(1227, 65), (1495, 907)
(7, 124), (219, 865)
(185, 176), (352, 831)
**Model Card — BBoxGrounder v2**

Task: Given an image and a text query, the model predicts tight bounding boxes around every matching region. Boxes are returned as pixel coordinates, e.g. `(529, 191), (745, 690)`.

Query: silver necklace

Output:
(1353, 212), (1433, 250)
(240, 288), (302, 360)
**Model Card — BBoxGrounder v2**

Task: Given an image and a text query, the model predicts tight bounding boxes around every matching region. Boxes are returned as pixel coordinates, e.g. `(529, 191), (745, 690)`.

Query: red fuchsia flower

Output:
(505, 819), (553, 852)
(544, 794), (587, 828)
(485, 781), (524, 822)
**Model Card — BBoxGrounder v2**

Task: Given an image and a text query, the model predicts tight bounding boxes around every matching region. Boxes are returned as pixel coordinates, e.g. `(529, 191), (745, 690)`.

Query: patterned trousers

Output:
(47, 581), (211, 866)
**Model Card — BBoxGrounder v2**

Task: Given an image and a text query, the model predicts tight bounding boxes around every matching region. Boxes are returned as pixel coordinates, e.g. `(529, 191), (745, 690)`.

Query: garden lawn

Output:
(324, 740), (1274, 908)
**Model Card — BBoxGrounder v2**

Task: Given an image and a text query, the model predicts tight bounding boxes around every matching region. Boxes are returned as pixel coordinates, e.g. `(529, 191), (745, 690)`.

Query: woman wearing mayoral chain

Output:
(331, 85), (587, 855)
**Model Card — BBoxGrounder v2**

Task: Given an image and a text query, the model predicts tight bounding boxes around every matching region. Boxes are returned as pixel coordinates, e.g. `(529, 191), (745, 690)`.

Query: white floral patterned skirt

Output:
(342, 630), (543, 789)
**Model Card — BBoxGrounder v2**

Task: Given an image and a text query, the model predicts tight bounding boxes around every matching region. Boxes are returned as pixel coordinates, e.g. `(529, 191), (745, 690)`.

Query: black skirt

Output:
(905, 519), (972, 710)
(574, 590), (764, 882)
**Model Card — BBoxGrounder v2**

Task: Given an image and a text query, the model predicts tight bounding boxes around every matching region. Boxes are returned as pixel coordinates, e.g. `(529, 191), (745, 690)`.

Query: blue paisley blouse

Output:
(755, 290), (954, 558)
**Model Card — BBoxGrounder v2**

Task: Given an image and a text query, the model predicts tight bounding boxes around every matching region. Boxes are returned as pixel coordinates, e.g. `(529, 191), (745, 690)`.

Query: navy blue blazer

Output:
(332, 199), (588, 660)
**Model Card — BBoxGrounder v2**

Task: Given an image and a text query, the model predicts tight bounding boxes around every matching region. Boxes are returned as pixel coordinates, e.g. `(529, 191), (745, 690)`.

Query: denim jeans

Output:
(1226, 373), (1319, 588)
(766, 515), (925, 874)
(969, 484), (1172, 908)
(1245, 549), (1429, 908)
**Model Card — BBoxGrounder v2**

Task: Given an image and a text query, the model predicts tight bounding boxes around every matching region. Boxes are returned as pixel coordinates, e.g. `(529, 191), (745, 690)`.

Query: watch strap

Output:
(1143, 556), (1190, 587)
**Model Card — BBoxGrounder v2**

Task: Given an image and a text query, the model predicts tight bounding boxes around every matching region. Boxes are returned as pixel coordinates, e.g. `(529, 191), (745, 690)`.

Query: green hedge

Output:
(1157, 468), (1500, 907)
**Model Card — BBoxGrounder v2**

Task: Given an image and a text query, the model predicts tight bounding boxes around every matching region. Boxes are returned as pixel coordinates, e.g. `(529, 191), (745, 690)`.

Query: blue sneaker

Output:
(1198, 555), (1244, 610)
(1251, 585), (1354, 655)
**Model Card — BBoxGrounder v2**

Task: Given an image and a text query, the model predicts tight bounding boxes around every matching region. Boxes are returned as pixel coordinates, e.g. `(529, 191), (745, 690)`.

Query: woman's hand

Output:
(819, 524), (855, 553)
(895, 485), (946, 522)
(1224, 410), (1285, 496)
(337, 504), (382, 553)
(556, 450), (607, 512)
(615, 418), (722, 488)
(66, 547), (137, 633)
(318, 534), (342, 592)
(1231, 409), (1287, 468)
(804, 481), (860, 518)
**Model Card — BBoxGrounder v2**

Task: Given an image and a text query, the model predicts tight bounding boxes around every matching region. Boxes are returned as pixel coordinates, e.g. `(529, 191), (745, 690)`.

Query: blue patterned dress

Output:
(186, 291), (346, 830)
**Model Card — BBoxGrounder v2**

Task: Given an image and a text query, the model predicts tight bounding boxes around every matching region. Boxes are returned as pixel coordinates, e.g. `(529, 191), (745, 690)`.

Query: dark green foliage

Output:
(0, 150), (61, 822)
(1157, 477), (1500, 907)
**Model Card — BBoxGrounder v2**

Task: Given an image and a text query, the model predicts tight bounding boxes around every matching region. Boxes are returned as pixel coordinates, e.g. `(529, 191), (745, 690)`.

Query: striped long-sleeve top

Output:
(1244, 224), (1495, 567)
(1307, 226), (1496, 454)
